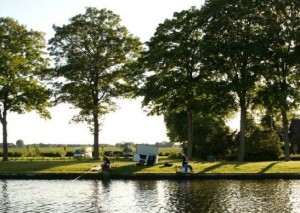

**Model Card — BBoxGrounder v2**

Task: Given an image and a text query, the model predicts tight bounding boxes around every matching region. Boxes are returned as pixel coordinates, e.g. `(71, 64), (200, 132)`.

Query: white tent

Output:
(133, 144), (159, 165)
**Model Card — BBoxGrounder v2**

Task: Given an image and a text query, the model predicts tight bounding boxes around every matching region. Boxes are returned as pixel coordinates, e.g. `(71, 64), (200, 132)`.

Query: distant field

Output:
(7, 145), (182, 153)
(2, 145), (182, 160)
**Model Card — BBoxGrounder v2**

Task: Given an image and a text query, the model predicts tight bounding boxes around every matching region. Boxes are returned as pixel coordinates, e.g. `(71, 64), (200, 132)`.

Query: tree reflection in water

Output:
(0, 180), (9, 212)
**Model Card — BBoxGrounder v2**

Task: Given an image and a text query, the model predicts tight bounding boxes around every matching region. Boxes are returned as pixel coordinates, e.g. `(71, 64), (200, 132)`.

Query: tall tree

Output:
(257, 0), (300, 160)
(200, 0), (266, 161)
(0, 18), (50, 161)
(138, 7), (208, 159)
(48, 8), (141, 160)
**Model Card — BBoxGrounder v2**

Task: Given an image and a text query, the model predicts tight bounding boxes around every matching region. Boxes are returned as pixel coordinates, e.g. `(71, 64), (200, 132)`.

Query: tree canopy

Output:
(138, 7), (210, 159)
(200, 0), (273, 161)
(2, 1), (300, 162)
(0, 17), (50, 161)
(254, 0), (300, 160)
(48, 7), (141, 160)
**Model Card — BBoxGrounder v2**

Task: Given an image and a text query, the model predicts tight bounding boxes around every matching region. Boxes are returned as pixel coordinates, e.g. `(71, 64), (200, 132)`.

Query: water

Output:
(1, 179), (300, 213)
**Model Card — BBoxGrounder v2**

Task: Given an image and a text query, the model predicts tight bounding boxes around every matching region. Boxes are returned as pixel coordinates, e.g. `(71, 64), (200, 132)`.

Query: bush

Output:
(113, 151), (123, 156)
(0, 151), (22, 157)
(158, 152), (170, 156)
(168, 152), (181, 159)
(245, 127), (283, 161)
(11, 152), (22, 157)
(195, 126), (238, 160)
(40, 152), (63, 157)
(65, 151), (74, 157)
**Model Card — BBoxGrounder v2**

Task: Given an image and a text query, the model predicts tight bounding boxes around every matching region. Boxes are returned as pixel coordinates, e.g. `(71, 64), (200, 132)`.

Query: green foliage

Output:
(200, 0), (268, 161)
(139, 7), (205, 114)
(122, 145), (133, 153)
(0, 18), (50, 117)
(255, 0), (300, 113)
(245, 127), (283, 161)
(167, 152), (181, 159)
(154, 141), (173, 147)
(49, 7), (141, 160)
(0, 151), (22, 157)
(34, 146), (41, 157)
(65, 151), (74, 157)
(252, 1), (300, 160)
(116, 142), (135, 149)
(159, 147), (182, 156)
(164, 111), (187, 142)
(165, 112), (236, 160)
(49, 7), (141, 124)
(40, 152), (63, 157)
(16, 140), (24, 147)
(199, 0), (300, 161)
(198, 126), (238, 161)
(0, 17), (51, 160)
(139, 7), (212, 159)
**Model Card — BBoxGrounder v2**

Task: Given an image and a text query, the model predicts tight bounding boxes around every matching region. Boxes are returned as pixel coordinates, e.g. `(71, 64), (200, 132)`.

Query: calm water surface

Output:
(1, 179), (300, 212)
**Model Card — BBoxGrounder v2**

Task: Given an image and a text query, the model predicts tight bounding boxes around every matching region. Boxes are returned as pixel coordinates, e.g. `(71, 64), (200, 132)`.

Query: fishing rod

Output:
(72, 165), (101, 181)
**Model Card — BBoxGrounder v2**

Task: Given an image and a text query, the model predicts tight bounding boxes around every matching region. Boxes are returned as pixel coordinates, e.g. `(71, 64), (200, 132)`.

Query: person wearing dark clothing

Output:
(101, 156), (110, 171)
(181, 154), (193, 172)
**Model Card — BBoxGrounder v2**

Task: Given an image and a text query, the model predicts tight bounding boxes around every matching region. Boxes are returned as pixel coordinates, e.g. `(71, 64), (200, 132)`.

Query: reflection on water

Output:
(0, 179), (300, 212)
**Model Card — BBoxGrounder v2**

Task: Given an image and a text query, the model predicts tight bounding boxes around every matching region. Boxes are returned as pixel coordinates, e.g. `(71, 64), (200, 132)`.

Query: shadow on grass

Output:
(111, 163), (145, 173)
(0, 156), (181, 175)
(111, 158), (180, 174)
(259, 162), (279, 173)
(198, 162), (226, 173)
(233, 161), (251, 168)
(198, 161), (250, 173)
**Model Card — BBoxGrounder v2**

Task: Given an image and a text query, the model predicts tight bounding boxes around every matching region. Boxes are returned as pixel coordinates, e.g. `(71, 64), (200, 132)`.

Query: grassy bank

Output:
(1, 157), (300, 175)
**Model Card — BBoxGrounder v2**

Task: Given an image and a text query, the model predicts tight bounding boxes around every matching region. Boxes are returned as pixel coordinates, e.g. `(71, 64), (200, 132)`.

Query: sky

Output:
(0, 0), (239, 145)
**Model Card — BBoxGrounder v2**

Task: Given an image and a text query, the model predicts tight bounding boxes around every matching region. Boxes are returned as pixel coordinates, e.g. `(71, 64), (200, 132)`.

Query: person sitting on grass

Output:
(101, 156), (110, 171)
(136, 158), (146, 166)
(181, 153), (193, 172)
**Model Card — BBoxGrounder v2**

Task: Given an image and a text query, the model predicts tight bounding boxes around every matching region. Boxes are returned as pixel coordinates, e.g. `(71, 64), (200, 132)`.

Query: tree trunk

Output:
(187, 110), (193, 160)
(1, 108), (8, 161)
(93, 113), (100, 160)
(237, 104), (247, 161)
(282, 109), (290, 161)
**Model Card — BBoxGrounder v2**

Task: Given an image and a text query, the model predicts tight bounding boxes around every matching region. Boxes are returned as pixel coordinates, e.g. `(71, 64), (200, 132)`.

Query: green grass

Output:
(189, 161), (300, 173)
(0, 160), (100, 174)
(1, 156), (300, 175)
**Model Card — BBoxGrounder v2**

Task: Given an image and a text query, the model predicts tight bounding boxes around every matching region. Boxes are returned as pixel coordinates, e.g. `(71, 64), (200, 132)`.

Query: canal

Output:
(0, 179), (299, 212)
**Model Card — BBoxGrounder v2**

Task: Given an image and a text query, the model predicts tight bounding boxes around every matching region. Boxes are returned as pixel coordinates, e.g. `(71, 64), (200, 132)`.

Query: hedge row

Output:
(0, 151), (70, 158)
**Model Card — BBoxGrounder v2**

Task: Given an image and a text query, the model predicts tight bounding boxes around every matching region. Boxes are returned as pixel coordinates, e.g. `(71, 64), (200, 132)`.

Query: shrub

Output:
(195, 126), (238, 160)
(113, 151), (123, 156)
(65, 151), (74, 157)
(245, 127), (283, 161)
(11, 152), (22, 157)
(40, 152), (63, 157)
(158, 152), (171, 156)
(0, 151), (22, 157)
(168, 152), (181, 159)
(16, 139), (24, 147)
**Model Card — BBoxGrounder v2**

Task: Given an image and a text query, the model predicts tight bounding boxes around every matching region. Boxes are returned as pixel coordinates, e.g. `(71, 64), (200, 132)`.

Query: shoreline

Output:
(1, 172), (300, 180)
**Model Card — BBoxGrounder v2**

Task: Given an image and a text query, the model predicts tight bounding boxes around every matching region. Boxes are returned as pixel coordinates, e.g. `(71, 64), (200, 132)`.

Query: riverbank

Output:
(2, 172), (300, 180)
(1, 159), (300, 180)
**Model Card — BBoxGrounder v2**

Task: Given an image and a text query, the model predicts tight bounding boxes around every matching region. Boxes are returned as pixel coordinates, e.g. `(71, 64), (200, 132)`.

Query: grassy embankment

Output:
(1, 146), (300, 175)
(1, 157), (300, 174)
